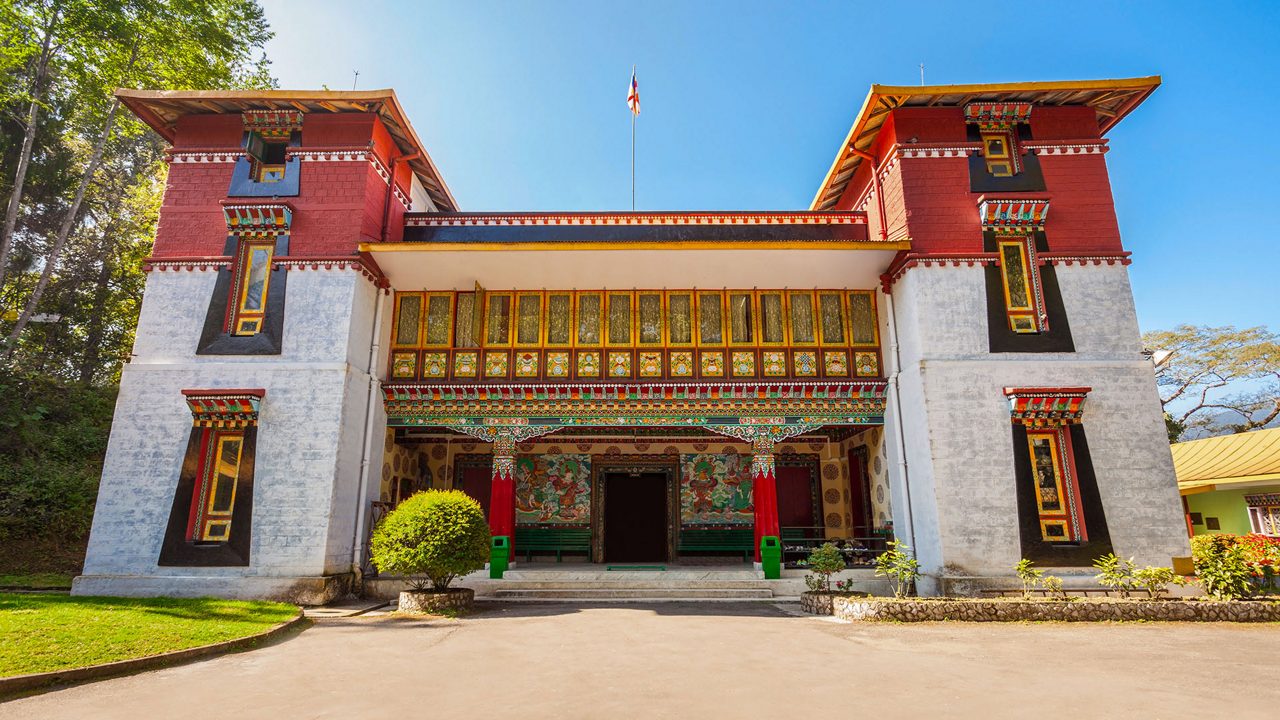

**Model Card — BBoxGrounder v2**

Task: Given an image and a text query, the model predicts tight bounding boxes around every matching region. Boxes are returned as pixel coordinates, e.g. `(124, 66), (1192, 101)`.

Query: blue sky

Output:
(260, 0), (1278, 333)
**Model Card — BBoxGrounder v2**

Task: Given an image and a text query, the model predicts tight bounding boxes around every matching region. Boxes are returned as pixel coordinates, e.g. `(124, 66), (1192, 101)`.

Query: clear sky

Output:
(259, 0), (1279, 333)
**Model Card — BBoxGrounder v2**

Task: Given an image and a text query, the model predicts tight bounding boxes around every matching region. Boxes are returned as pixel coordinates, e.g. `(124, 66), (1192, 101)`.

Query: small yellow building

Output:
(1175, 427), (1280, 536)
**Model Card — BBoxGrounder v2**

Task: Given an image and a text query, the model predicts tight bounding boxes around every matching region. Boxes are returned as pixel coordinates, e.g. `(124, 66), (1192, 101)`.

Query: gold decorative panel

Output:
(608, 351), (632, 377)
(639, 351), (663, 377)
(700, 351), (725, 378)
(577, 351), (601, 378)
(793, 351), (818, 377)
(391, 351), (416, 379)
(855, 351), (879, 377)
(824, 351), (849, 377)
(484, 351), (509, 378)
(731, 352), (755, 377)
(546, 351), (570, 378)
(453, 352), (478, 378)
(514, 351), (539, 377)
(761, 351), (787, 377)
(670, 351), (694, 377)
(422, 352), (448, 378)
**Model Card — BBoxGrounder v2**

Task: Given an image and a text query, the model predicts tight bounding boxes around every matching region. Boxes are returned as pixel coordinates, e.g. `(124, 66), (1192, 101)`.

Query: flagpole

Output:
(630, 64), (636, 211)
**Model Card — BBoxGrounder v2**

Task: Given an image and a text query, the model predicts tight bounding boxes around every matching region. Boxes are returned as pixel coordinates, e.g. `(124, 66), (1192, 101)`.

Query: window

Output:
(423, 293), (453, 347)
(728, 292), (754, 345)
(232, 241), (274, 336)
(1246, 494), (1280, 536)
(454, 292), (478, 348)
(485, 293), (512, 346)
(190, 433), (244, 541)
(789, 292), (816, 344)
(759, 292), (785, 345)
(981, 132), (1015, 177)
(698, 292), (724, 345)
(667, 293), (693, 345)
(546, 293), (572, 346)
(848, 291), (877, 346)
(998, 237), (1046, 334)
(247, 132), (289, 183)
(393, 294), (421, 346)
(606, 292), (632, 346)
(637, 293), (663, 345)
(818, 292), (846, 345)
(515, 292), (542, 346)
(1006, 387), (1091, 546)
(575, 292), (602, 345)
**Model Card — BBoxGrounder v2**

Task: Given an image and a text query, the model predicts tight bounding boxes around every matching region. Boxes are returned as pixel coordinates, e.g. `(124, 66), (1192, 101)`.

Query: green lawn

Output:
(0, 594), (299, 677)
(0, 573), (74, 589)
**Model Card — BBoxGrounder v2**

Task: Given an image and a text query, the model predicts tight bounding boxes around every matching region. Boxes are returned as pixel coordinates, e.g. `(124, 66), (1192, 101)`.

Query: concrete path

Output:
(4, 602), (1278, 719)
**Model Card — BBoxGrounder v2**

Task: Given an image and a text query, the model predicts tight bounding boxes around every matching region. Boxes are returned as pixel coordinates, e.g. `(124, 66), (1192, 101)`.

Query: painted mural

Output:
(680, 453), (754, 526)
(514, 453), (591, 525)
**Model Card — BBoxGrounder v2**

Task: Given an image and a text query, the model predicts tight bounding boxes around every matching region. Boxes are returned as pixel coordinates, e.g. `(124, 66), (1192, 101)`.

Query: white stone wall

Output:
(77, 268), (389, 598)
(885, 264), (1188, 593)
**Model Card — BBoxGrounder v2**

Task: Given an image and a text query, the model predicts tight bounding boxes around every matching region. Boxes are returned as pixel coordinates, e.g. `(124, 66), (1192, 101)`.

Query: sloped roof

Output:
(115, 88), (457, 212)
(810, 76), (1162, 211)
(1172, 427), (1280, 490)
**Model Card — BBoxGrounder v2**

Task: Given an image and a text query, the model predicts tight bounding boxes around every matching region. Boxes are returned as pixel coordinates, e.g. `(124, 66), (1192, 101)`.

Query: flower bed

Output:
(826, 596), (1280, 623)
(398, 588), (475, 614)
(800, 591), (867, 615)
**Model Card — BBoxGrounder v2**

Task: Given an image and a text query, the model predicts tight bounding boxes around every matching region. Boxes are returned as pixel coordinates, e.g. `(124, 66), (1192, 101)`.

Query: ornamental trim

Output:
(404, 212), (867, 228)
(182, 388), (264, 429)
(1003, 387), (1090, 427)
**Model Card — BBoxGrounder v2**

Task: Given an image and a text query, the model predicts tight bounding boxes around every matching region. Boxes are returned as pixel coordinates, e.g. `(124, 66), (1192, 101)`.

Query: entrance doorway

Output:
(603, 471), (669, 563)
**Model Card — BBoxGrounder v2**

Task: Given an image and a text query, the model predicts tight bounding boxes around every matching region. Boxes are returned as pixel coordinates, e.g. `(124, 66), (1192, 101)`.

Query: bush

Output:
(370, 490), (489, 591)
(1092, 554), (1137, 598)
(1191, 534), (1255, 600)
(802, 543), (846, 593)
(1041, 575), (1066, 600)
(1132, 566), (1185, 599)
(873, 540), (919, 599)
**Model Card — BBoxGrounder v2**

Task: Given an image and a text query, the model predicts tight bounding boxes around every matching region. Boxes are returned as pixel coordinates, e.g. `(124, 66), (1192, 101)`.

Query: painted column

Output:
(751, 436), (780, 562)
(490, 432), (517, 560)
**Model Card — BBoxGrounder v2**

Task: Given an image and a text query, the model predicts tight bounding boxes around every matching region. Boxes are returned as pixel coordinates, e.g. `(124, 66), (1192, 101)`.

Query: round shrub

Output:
(370, 490), (489, 591)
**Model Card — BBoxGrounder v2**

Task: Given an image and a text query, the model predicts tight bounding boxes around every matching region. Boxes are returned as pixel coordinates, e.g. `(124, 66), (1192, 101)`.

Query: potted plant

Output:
(369, 489), (489, 613)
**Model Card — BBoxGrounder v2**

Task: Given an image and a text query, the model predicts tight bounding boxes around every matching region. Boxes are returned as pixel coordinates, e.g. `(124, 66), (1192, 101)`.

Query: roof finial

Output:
(352, 70), (360, 91)
(919, 63), (925, 86)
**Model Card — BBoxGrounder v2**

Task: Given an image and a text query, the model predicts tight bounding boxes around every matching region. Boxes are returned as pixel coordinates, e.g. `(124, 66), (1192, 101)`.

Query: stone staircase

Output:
(473, 568), (801, 602)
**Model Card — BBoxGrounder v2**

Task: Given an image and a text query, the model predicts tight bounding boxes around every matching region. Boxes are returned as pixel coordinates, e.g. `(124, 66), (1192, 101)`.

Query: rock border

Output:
(0, 610), (306, 697)
(398, 588), (475, 614)
(827, 597), (1280, 623)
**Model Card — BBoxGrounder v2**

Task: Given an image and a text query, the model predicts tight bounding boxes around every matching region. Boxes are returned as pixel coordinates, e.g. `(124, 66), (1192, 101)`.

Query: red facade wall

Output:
(153, 113), (416, 258)
(835, 105), (1125, 255)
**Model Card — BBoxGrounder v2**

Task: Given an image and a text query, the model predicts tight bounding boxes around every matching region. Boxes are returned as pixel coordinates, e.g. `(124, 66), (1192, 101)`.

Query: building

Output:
(74, 77), (1189, 602)
(1176, 428), (1280, 537)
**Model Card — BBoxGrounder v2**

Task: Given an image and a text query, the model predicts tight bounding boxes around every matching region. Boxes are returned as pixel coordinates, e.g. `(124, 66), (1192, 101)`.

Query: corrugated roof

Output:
(1172, 427), (1280, 490)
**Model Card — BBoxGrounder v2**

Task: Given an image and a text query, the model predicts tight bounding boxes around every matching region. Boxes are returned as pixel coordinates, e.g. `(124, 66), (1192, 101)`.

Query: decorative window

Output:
(393, 294), (422, 346)
(818, 292), (846, 345)
(242, 110), (301, 184)
(484, 292), (513, 346)
(454, 292), (479, 348)
(575, 292), (602, 345)
(179, 389), (263, 546)
(606, 292), (633, 346)
(545, 293), (573, 346)
(728, 292), (754, 345)
(637, 292), (663, 345)
(515, 292), (542, 346)
(422, 293), (453, 347)
(848, 291), (877, 346)
(788, 291), (816, 344)
(758, 292), (785, 345)
(965, 103), (1032, 177)
(1246, 494), (1280, 536)
(697, 292), (724, 345)
(981, 198), (1051, 334)
(1005, 387), (1090, 544)
(222, 204), (290, 338)
(667, 293), (693, 346)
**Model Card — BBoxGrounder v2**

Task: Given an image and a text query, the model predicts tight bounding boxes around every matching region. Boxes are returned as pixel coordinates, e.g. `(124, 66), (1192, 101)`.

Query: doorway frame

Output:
(590, 454), (680, 563)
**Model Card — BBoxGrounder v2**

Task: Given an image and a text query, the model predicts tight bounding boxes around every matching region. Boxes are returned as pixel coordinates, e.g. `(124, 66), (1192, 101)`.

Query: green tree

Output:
(1144, 325), (1280, 441)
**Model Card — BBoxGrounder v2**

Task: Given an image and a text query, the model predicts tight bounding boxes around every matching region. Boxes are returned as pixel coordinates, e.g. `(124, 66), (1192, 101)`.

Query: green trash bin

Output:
(760, 535), (782, 580)
(490, 536), (510, 579)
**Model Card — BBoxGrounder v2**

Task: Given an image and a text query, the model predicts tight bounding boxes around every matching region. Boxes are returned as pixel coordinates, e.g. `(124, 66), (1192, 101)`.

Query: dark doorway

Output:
(847, 448), (872, 537)
(777, 464), (818, 530)
(604, 471), (668, 562)
(455, 458), (492, 520)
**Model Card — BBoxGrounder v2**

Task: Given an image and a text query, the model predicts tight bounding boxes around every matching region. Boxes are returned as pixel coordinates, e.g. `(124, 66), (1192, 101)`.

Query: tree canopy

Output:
(1144, 324), (1280, 441)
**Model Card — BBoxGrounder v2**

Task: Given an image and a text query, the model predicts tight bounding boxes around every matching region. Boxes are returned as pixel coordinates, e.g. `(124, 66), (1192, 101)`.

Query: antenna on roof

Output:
(920, 63), (925, 86)
(352, 70), (360, 91)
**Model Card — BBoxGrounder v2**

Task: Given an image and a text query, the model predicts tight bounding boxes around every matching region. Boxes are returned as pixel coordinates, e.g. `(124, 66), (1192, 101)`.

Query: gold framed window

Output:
(246, 132), (288, 183)
(575, 292), (603, 346)
(515, 292), (543, 346)
(605, 292), (633, 346)
(637, 292), (663, 345)
(727, 292), (754, 346)
(453, 292), (479, 348)
(1026, 429), (1079, 543)
(545, 292), (573, 346)
(848, 291), (878, 346)
(484, 292), (513, 346)
(195, 432), (244, 542)
(788, 291), (816, 345)
(817, 292), (847, 345)
(392, 293), (422, 347)
(758, 292), (786, 345)
(697, 291), (724, 345)
(422, 293), (453, 348)
(666, 292), (694, 346)
(982, 131), (1015, 177)
(998, 238), (1043, 334)
(232, 241), (274, 336)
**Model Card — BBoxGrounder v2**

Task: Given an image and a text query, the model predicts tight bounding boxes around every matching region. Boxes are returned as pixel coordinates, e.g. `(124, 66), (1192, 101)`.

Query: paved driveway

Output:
(5, 602), (1278, 719)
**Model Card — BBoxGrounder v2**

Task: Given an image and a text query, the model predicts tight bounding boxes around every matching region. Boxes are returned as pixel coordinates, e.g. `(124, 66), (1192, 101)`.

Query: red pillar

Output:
(751, 449), (780, 563)
(491, 436), (517, 561)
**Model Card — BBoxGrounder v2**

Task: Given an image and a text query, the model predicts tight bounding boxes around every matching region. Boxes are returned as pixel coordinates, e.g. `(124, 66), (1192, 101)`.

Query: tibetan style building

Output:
(75, 77), (1190, 601)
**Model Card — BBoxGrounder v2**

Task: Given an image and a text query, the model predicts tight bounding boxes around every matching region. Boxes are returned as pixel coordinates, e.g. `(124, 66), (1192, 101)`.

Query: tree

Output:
(1144, 325), (1280, 441)
(0, 0), (274, 379)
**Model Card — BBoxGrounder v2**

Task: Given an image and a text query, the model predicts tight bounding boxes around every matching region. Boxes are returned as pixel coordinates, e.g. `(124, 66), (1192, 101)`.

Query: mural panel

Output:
(681, 453), (754, 526)
(515, 453), (591, 525)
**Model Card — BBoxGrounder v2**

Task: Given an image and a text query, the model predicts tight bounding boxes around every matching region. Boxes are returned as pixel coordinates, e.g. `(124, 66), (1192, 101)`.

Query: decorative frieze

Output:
(403, 212), (868, 227)
(1003, 387), (1090, 427)
(182, 388), (264, 429)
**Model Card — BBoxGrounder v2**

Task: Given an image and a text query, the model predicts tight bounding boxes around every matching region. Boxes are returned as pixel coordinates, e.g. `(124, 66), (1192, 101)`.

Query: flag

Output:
(627, 68), (640, 116)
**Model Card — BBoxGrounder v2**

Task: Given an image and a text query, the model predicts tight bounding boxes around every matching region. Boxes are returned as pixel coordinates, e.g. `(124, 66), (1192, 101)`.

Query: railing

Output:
(781, 526), (893, 567)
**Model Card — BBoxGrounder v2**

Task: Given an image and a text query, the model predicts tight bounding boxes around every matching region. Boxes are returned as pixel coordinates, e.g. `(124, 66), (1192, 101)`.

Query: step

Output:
(490, 587), (774, 600)
(487, 579), (774, 590)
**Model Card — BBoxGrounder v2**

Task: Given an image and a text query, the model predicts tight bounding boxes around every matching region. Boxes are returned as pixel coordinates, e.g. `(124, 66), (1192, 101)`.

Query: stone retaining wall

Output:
(828, 596), (1280, 623)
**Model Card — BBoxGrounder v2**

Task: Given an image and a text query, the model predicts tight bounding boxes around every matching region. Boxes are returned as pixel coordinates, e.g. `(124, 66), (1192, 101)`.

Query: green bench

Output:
(514, 526), (592, 562)
(678, 528), (755, 561)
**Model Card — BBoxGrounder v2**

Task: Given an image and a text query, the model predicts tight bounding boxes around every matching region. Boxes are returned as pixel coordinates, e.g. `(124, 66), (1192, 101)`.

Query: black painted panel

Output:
(158, 428), (257, 567)
(968, 153), (1047, 193)
(984, 230), (1074, 353)
(1012, 424), (1113, 566)
(195, 236), (288, 356)
(226, 157), (301, 198)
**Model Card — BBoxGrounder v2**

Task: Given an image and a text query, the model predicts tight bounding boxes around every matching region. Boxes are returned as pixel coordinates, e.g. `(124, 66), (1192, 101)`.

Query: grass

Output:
(0, 594), (298, 678)
(0, 573), (75, 589)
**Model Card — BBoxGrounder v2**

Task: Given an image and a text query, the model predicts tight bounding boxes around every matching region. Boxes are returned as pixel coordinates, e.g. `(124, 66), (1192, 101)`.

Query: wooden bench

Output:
(515, 527), (592, 562)
(678, 528), (755, 561)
